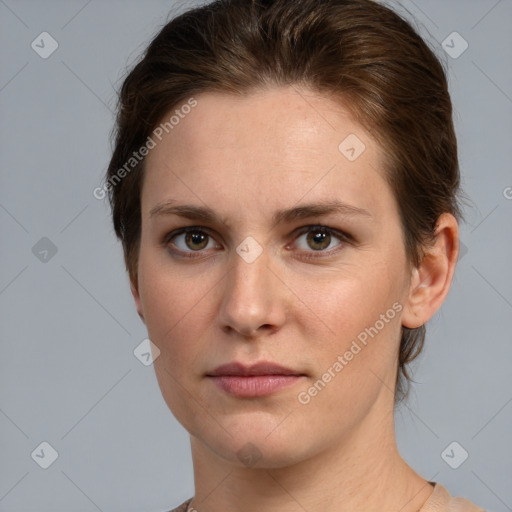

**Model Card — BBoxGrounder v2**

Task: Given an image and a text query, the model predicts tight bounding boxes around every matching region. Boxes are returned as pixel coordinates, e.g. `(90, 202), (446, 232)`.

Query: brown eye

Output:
(185, 231), (209, 250)
(292, 225), (350, 259)
(167, 228), (218, 254)
(306, 229), (331, 250)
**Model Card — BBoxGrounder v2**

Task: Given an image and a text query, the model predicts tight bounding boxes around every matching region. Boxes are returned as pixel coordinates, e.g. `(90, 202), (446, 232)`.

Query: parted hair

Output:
(106, 0), (462, 401)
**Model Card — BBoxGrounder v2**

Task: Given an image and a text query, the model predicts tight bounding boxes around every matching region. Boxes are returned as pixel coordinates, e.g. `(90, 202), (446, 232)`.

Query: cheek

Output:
(292, 258), (406, 407)
(137, 257), (208, 358)
(298, 259), (403, 345)
(137, 258), (219, 432)
(292, 273), (403, 423)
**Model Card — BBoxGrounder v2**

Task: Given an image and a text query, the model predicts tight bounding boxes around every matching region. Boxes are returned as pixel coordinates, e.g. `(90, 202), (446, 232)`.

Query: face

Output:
(133, 86), (414, 468)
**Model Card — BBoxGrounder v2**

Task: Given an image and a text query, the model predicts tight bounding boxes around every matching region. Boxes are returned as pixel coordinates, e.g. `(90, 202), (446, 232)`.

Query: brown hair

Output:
(106, 0), (462, 401)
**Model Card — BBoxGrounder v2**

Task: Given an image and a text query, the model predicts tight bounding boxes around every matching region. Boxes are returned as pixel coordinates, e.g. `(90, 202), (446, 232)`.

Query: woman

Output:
(106, 0), (485, 510)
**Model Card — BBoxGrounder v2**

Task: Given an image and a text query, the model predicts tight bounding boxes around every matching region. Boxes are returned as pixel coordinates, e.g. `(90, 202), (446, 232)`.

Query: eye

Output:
(292, 225), (350, 257)
(163, 224), (351, 260)
(165, 227), (220, 257)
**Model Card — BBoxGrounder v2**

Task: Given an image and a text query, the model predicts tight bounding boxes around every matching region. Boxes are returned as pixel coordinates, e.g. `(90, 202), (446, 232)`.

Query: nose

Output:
(218, 245), (287, 338)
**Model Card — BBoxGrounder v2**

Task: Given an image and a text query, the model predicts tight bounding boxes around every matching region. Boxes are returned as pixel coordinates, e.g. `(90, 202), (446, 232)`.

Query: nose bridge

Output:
(219, 243), (285, 336)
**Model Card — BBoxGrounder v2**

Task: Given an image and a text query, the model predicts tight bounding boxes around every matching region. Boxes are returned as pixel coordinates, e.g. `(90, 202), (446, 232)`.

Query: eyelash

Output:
(162, 225), (353, 261)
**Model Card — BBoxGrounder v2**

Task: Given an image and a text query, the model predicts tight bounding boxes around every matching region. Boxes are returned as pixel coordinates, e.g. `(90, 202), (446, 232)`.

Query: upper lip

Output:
(207, 361), (304, 377)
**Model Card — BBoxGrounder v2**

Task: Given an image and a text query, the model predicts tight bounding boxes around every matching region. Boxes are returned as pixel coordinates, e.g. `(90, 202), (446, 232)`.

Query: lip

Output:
(206, 361), (306, 398)
(207, 361), (303, 377)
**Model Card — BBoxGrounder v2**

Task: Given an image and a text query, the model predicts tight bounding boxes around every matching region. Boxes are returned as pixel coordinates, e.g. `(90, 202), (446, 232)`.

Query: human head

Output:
(106, 0), (462, 401)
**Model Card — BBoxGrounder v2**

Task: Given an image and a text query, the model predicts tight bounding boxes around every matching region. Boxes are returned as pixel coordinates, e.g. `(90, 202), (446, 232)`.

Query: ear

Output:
(401, 213), (459, 329)
(130, 278), (146, 324)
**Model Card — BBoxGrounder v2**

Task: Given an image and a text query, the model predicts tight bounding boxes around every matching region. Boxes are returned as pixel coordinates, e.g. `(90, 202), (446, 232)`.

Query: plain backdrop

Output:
(0, 1), (511, 511)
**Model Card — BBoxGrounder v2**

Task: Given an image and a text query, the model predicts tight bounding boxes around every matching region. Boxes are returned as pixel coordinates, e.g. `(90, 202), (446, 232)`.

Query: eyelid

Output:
(292, 224), (352, 242)
(162, 226), (213, 244)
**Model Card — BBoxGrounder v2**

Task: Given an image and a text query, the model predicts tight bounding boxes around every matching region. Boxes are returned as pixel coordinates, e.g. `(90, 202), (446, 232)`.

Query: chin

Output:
(210, 435), (309, 469)
(191, 411), (321, 469)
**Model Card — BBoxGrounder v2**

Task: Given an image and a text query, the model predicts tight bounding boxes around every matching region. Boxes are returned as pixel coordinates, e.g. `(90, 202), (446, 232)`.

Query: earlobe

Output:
(401, 213), (459, 329)
(130, 279), (145, 323)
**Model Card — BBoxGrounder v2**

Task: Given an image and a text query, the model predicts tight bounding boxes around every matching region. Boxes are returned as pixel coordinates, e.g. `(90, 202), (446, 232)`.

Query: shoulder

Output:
(166, 497), (193, 512)
(421, 483), (486, 512)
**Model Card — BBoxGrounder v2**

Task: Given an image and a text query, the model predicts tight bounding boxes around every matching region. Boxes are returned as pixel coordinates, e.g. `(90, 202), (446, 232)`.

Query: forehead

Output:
(141, 86), (394, 223)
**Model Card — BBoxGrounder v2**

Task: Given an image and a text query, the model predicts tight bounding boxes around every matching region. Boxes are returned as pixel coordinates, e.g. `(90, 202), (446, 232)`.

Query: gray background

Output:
(0, 0), (511, 511)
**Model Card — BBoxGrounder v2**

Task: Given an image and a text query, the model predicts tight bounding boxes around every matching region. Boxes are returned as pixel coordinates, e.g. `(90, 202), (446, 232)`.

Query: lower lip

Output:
(208, 375), (304, 397)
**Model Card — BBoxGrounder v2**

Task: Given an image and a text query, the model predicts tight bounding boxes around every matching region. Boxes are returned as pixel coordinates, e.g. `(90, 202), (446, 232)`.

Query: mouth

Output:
(206, 361), (306, 398)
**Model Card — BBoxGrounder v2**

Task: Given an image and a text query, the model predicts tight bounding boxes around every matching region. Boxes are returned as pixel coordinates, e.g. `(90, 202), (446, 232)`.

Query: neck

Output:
(188, 395), (433, 512)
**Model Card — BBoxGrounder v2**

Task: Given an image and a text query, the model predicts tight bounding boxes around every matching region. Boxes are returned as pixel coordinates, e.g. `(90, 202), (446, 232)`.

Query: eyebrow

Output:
(149, 200), (371, 227)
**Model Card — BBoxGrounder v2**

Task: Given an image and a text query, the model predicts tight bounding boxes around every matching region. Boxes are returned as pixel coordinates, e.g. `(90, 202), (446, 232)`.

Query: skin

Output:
(131, 86), (459, 512)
